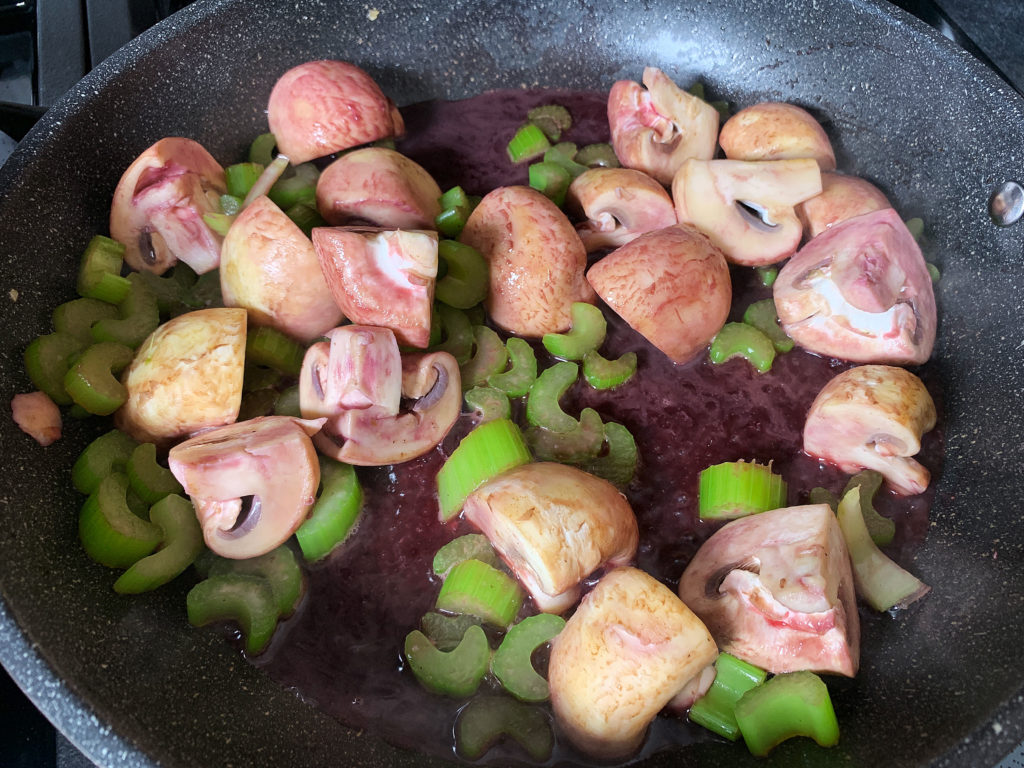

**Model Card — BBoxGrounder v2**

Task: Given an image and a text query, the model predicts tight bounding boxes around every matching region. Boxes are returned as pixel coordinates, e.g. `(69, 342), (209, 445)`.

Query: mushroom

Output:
(11, 391), (62, 446)
(548, 567), (718, 759)
(116, 308), (246, 444)
(718, 102), (836, 171)
(773, 207), (937, 364)
(220, 196), (343, 342)
(312, 227), (437, 348)
(678, 504), (860, 677)
(168, 416), (324, 559)
(316, 147), (441, 230)
(566, 168), (677, 252)
(110, 137), (226, 274)
(799, 172), (893, 239)
(462, 462), (639, 613)
(607, 67), (719, 185)
(459, 186), (595, 337)
(586, 224), (731, 364)
(267, 60), (404, 165)
(673, 157), (822, 266)
(803, 365), (937, 496)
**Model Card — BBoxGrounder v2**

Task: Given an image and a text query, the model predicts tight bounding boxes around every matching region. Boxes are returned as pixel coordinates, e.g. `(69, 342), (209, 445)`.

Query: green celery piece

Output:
(436, 240), (488, 309)
(528, 161), (571, 207)
(464, 303), (486, 328)
(77, 235), (131, 304)
(842, 470), (895, 546)
(580, 421), (638, 487)
(435, 205), (469, 239)
(63, 342), (133, 416)
(72, 430), (139, 494)
(203, 213), (235, 236)
(507, 123), (551, 163)
(207, 545), (305, 617)
(528, 104), (572, 132)
(734, 671), (840, 756)
(225, 162), (264, 199)
(543, 142), (588, 179)
(436, 559), (523, 627)
(710, 99), (731, 121)
(582, 349), (637, 390)
(219, 194), (243, 216)
(927, 262), (941, 283)
(808, 487), (839, 510)
(904, 216), (924, 241)
(742, 299), (794, 353)
(464, 386), (511, 423)
(187, 574), (280, 655)
(491, 613), (565, 702)
(126, 442), (183, 505)
(687, 81), (707, 100)
(248, 132), (277, 167)
(131, 269), (201, 317)
(243, 363), (282, 392)
(487, 337), (537, 397)
(699, 461), (788, 520)
(78, 472), (161, 569)
(709, 322), (776, 373)
(542, 302), (607, 361)
(52, 298), (119, 344)
(455, 695), (553, 762)
(285, 202), (326, 237)
(756, 266), (779, 287)
(439, 186), (470, 210)
(237, 388), (277, 421)
(689, 652), (768, 741)
(461, 325), (509, 391)
(273, 385), (301, 417)
(296, 458), (363, 562)
(90, 273), (160, 348)
(574, 142), (619, 168)
(246, 325), (304, 376)
(188, 268), (224, 309)
(526, 361), (579, 433)
(432, 303), (474, 365)
(421, 611), (483, 652)
(404, 625), (489, 698)
(113, 494), (203, 594)
(526, 407), (604, 463)
(432, 534), (503, 578)
(124, 486), (150, 519)
(23, 332), (85, 405)
(268, 163), (319, 210)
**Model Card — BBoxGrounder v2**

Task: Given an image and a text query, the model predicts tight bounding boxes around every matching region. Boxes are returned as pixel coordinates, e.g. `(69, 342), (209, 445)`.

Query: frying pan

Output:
(1, 0), (1023, 766)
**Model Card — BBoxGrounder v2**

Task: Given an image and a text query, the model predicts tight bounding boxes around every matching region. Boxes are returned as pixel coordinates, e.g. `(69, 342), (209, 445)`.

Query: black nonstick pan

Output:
(1, 1), (1023, 766)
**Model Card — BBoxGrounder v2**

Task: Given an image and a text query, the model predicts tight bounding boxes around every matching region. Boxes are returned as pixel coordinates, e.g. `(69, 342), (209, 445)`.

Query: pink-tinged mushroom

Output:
(316, 147), (441, 230)
(803, 365), (937, 496)
(548, 567), (718, 759)
(586, 225), (731, 364)
(673, 157), (822, 266)
(220, 196), (343, 342)
(267, 60), (404, 165)
(169, 416), (323, 559)
(773, 208), (936, 364)
(459, 186), (595, 337)
(678, 504), (860, 677)
(799, 172), (893, 239)
(313, 227), (437, 348)
(462, 462), (639, 614)
(719, 102), (836, 171)
(607, 67), (719, 185)
(11, 391), (62, 446)
(110, 137), (226, 274)
(566, 168), (677, 252)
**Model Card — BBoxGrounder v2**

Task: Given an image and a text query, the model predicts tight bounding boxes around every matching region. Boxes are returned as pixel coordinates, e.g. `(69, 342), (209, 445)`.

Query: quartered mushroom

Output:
(607, 67), (719, 185)
(719, 102), (836, 171)
(459, 185), (595, 337)
(678, 504), (860, 677)
(566, 168), (677, 252)
(315, 147), (441, 230)
(673, 157), (822, 266)
(220, 196), (343, 342)
(312, 226), (437, 348)
(462, 462), (639, 613)
(169, 416), (323, 559)
(548, 567), (718, 759)
(799, 172), (893, 239)
(803, 365), (937, 496)
(110, 137), (226, 274)
(267, 60), (405, 165)
(773, 207), (936, 364)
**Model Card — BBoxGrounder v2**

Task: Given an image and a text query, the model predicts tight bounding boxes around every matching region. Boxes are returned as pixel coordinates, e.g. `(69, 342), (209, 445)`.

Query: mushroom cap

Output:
(803, 364), (937, 495)
(678, 504), (860, 677)
(267, 60), (404, 165)
(459, 186), (595, 337)
(549, 566), (718, 759)
(586, 224), (731, 364)
(719, 101), (836, 171)
(799, 172), (893, 239)
(220, 196), (343, 342)
(567, 167), (677, 252)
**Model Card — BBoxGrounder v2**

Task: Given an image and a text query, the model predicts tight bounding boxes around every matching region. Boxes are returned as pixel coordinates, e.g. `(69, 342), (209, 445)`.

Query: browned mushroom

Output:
(566, 168), (677, 252)
(168, 416), (323, 559)
(109, 137), (226, 274)
(803, 365), (937, 496)
(719, 102), (836, 170)
(799, 172), (893, 239)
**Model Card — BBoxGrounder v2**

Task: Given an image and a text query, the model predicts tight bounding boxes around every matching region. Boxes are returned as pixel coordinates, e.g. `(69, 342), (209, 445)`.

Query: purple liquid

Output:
(258, 89), (943, 763)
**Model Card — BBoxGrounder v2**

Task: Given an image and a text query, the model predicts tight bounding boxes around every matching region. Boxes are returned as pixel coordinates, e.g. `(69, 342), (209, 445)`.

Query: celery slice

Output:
(756, 266), (779, 287)
(582, 349), (637, 390)
(455, 695), (553, 761)
(574, 142), (619, 168)
(699, 461), (788, 520)
(295, 458), (362, 562)
(507, 123), (551, 163)
(90, 272), (160, 348)
(460, 325), (509, 391)
(543, 142), (588, 180)
(246, 325), (304, 376)
(63, 342), (133, 416)
(526, 361), (579, 432)
(541, 302), (606, 361)
(526, 407), (604, 464)
(432, 303), (474, 365)
(735, 671), (840, 756)
(491, 613), (565, 702)
(273, 385), (301, 417)
(436, 559), (523, 627)
(248, 132), (277, 167)
(78, 472), (161, 569)
(528, 161), (571, 207)
(842, 470), (895, 546)
(432, 534), (503, 579)
(285, 202), (326, 237)
(689, 652), (768, 741)
(206, 545), (305, 617)
(405, 625), (489, 698)
(742, 299), (794, 353)
(436, 240), (488, 309)
(487, 337), (537, 397)
(464, 386), (511, 423)
(52, 298), (119, 344)
(187, 574), (279, 655)
(113, 494), (203, 594)
(126, 442), (183, 505)
(421, 611), (482, 652)
(23, 332), (85, 405)
(72, 430), (139, 494)
(225, 162), (265, 199)
(580, 420), (638, 487)
(77, 235), (131, 304)
(710, 322), (776, 373)
(527, 104), (572, 137)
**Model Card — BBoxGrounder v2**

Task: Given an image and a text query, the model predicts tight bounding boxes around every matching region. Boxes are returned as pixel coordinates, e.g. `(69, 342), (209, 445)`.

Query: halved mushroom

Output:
(673, 157), (822, 266)
(267, 60), (404, 165)
(799, 172), (893, 239)
(773, 207), (936, 364)
(220, 196), (343, 342)
(459, 186), (595, 337)
(718, 102), (836, 171)
(566, 168), (677, 252)
(678, 504), (860, 677)
(803, 365), (937, 496)
(313, 227), (437, 348)
(168, 416), (323, 559)
(548, 567), (718, 759)
(607, 67), (719, 185)
(110, 137), (226, 274)
(586, 225), (731, 364)
(316, 147), (441, 230)
(462, 462), (639, 613)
